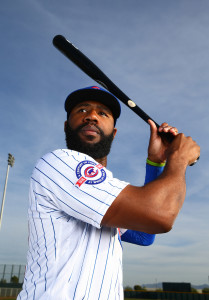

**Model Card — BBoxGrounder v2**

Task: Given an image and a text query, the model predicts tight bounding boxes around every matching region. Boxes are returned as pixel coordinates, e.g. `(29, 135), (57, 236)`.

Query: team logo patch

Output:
(75, 160), (106, 187)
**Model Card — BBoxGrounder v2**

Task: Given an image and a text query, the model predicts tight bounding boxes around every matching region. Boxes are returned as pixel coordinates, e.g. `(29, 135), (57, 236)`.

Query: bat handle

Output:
(155, 122), (199, 166)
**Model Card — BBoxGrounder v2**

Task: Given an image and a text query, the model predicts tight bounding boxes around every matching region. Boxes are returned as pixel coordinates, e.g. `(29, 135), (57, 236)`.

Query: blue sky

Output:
(0, 0), (209, 287)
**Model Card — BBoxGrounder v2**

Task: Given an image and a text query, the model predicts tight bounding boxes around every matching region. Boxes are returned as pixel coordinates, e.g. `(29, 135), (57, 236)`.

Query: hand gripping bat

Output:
(52, 34), (199, 165)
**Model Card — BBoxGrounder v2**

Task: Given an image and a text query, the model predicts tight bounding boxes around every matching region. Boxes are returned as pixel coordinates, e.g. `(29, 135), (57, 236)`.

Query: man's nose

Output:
(84, 109), (99, 122)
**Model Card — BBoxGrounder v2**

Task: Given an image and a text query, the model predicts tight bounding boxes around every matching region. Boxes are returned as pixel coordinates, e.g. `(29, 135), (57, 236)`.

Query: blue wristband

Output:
(146, 158), (166, 167)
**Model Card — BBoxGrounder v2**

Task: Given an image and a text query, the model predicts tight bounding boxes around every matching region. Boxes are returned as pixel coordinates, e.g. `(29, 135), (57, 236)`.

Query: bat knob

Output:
(189, 156), (200, 166)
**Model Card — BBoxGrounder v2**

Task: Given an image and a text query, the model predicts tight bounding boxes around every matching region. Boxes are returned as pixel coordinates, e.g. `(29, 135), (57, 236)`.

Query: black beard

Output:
(65, 122), (114, 159)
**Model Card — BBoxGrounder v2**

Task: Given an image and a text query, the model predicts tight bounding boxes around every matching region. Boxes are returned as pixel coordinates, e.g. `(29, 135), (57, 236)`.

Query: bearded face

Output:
(65, 122), (115, 159)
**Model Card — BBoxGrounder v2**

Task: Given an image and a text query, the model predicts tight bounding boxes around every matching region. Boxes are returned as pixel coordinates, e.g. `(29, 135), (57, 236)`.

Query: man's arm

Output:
(120, 162), (165, 245)
(101, 122), (200, 234)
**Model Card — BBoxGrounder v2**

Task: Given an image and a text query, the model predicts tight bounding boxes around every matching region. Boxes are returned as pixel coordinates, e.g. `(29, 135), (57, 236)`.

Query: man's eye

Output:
(99, 111), (108, 117)
(78, 108), (87, 113)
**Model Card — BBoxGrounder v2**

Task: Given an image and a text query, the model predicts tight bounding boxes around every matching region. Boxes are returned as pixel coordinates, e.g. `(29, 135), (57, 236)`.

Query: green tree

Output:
(134, 284), (147, 291)
(124, 286), (133, 291)
(10, 275), (19, 283)
(134, 285), (142, 291)
(202, 288), (209, 294)
(0, 278), (7, 283)
(191, 288), (198, 293)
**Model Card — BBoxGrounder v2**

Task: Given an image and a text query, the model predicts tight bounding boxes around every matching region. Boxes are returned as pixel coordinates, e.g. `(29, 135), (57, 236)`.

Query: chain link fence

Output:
(0, 264), (25, 284)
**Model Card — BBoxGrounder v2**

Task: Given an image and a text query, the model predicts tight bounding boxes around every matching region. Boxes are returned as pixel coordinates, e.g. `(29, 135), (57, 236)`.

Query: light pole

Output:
(0, 153), (15, 229)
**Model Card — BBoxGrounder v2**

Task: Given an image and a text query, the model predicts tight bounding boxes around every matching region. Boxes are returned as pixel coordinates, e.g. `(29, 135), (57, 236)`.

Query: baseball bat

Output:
(52, 34), (199, 165)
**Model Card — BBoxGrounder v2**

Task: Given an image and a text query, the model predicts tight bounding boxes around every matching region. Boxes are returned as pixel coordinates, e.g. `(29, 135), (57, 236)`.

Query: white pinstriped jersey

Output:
(17, 149), (129, 300)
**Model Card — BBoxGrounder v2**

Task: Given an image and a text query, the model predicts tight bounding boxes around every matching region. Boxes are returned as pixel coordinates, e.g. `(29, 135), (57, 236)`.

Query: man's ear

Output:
(64, 121), (67, 132)
(113, 128), (117, 139)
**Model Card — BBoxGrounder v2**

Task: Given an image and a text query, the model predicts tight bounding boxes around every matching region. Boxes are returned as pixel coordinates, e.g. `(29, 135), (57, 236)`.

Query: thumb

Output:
(148, 119), (158, 138)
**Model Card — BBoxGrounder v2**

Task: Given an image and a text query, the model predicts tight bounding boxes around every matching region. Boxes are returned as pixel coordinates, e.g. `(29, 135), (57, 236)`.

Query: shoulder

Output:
(34, 149), (112, 176)
(37, 149), (87, 164)
(31, 149), (91, 185)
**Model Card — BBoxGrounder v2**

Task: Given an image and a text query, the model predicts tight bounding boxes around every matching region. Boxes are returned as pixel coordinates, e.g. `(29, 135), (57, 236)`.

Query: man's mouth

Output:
(80, 125), (100, 136)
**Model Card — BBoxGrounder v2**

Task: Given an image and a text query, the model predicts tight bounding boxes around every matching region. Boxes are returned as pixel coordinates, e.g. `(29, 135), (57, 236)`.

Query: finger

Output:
(163, 126), (178, 135)
(148, 119), (158, 135)
(148, 119), (157, 128)
(160, 122), (168, 127)
(158, 123), (168, 132)
(159, 124), (178, 135)
(169, 127), (178, 135)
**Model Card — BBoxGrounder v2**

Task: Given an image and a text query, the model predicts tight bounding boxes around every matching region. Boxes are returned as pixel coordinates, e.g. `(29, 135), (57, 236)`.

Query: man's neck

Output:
(95, 156), (107, 167)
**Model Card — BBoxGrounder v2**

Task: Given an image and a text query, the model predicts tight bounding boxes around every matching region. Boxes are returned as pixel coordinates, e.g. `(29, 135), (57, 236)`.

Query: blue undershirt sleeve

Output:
(121, 162), (165, 246)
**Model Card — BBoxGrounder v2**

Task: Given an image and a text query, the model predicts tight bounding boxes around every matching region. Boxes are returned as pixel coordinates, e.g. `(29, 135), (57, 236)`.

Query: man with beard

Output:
(18, 86), (200, 300)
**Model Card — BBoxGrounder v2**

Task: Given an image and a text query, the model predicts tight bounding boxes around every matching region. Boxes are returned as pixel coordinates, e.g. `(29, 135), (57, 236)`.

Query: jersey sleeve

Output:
(30, 149), (129, 229)
(144, 162), (165, 185)
(121, 161), (165, 246)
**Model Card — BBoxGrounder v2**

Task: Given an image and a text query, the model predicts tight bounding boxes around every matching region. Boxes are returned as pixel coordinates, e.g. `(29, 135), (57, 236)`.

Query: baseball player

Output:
(17, 86), (200, 300)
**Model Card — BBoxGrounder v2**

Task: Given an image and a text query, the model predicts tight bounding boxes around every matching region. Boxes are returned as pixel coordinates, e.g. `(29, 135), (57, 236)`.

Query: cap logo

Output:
(91, 86), (101, 89)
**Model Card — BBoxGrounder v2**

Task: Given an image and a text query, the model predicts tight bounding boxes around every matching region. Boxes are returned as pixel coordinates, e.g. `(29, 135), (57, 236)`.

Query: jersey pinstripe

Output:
(17, 149), (129, 300)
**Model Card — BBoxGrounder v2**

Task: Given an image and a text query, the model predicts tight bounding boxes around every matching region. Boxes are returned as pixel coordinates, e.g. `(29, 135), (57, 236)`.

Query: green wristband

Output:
(146, 158), (166, 167)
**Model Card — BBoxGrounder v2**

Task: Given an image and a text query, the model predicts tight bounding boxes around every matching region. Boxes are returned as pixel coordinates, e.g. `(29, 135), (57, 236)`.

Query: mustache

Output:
(75, 122), (104, 136)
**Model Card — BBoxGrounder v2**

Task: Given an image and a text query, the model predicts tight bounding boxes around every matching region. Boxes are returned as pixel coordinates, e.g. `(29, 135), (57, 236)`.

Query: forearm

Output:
(101, 158), (187, 234)
(121, 161), (164, 245)
(141, 160), (186, 232)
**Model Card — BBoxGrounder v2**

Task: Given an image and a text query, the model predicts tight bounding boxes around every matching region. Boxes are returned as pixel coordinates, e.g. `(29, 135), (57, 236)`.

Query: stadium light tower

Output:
(0, 153), (15, 229)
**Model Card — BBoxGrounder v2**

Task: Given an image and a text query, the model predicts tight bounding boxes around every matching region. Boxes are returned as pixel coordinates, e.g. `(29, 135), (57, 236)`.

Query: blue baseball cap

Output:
(65, 86), (121, 123)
